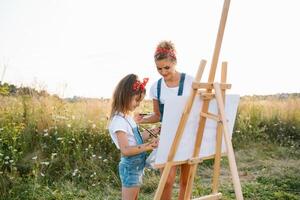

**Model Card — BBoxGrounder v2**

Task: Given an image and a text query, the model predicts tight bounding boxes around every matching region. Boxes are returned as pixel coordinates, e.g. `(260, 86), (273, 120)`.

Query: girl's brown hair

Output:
(154, 40), (177, 63)
(109, 74), (146, 119)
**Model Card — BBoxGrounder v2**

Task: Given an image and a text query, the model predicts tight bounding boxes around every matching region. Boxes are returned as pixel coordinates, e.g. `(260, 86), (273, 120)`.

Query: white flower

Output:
(67, 124), (71, 128)
(41, 172), (45, 177)
(92, 124), (96, 129)
(41, 161), (50, 166)
(32, 156), (37, 160)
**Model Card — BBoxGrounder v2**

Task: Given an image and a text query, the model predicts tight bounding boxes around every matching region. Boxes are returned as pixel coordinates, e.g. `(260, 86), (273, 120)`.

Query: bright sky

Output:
(0, 0), (299, 98)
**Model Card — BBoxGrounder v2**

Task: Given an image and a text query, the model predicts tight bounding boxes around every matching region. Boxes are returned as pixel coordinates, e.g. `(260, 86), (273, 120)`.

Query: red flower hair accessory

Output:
(155, 47), (176, 59)
(133, 78), (149, 92)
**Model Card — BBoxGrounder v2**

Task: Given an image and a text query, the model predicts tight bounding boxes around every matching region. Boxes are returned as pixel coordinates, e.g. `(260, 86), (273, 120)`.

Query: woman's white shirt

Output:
(149, 74), (194, 103)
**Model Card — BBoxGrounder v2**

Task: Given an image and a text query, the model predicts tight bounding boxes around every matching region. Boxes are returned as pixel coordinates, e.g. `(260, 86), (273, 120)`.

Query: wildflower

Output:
(32, 156), (37, 160)
(4, 156), (9, 160)
(0, 153), (3, 157)
(44, 133), (49, 137)
(92, 124), (96, 129)
(72, 169), (79, 176)
(67, 124), (71, 128)
(92, 154), (96, 158)
(98, 156), (102, 159)
(57, 137), (63, 141)
(9, 160), (14, 163)
(103, 159), (108, 162)
(41, 172), (45, 177)
(51, 153), (57, 160)
(41, 161), (50, 166)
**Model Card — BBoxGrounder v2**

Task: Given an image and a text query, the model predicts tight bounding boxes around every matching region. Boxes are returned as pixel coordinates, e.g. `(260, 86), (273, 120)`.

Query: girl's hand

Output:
(145, 138), (159, 151)
(150, 126), (161, 136)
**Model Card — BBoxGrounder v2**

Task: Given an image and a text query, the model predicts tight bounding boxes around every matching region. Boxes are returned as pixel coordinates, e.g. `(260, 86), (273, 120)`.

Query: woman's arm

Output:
(139, 99), (161, 123)
(116, 131), (159, 157)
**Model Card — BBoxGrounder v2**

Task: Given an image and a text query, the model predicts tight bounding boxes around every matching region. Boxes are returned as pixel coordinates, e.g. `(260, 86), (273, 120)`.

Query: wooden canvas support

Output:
(153, 0), (244, 199)
(153, 60), (207, 200)
(212, 62), (227, 193)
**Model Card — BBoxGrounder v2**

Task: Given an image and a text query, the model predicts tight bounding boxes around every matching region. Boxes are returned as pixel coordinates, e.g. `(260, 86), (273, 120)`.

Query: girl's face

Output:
(155, 59), (176, 80)
(129, 93), (145, 111)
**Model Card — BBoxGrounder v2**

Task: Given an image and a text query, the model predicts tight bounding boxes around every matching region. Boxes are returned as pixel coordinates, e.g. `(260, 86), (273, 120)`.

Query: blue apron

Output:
(118, 115), (146, 187)
(157, 73), (186, 122)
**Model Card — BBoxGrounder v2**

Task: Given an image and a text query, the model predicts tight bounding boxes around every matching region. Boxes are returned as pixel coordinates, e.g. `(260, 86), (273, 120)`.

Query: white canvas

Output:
(155, 94), (240, 165)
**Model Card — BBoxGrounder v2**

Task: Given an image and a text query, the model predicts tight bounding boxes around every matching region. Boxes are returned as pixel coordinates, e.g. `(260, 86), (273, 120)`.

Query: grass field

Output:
(0, 94), (299, 199)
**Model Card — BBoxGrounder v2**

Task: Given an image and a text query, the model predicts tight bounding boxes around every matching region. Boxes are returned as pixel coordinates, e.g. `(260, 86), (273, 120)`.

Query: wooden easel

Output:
(154, 0), (244, 199)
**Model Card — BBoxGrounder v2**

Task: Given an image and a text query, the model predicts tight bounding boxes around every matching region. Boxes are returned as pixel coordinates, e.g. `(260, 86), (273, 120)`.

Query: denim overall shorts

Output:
(118, 117), (146, 187)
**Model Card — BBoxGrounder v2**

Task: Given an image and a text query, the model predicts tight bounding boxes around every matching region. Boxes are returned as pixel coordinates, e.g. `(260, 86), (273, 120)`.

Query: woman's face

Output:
(155, 59), (176, 80)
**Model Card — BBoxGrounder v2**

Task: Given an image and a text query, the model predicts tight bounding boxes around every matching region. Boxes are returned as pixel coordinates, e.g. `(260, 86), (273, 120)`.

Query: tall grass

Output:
(233, 96), (300, 150)
(0, 94), (299, 199)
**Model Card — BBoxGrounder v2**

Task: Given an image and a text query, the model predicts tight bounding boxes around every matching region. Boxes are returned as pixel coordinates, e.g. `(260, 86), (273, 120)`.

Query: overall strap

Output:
(157, 78), (162, 100)
(177, 73), (186, 96)
(116, 114), (143, 144)
(157, 78), (164, 122)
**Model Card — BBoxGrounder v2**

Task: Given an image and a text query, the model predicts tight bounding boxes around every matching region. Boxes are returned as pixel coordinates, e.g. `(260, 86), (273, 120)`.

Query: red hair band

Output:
(132, 78), (149, 92)
(154, 47), (176, 59)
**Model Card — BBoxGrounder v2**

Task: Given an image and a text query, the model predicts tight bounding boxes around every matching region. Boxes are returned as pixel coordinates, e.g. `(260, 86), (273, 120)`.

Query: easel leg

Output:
(154, 163), (173, 200)
(214, 83), (244, 200)
(212, 62), (228, 193)
(184, 164), (198, 200)
(212, 124), (223, 193)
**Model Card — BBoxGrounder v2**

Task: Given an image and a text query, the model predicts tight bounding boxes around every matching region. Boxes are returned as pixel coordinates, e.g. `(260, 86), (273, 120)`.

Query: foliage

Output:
(0, 94), (300, 199)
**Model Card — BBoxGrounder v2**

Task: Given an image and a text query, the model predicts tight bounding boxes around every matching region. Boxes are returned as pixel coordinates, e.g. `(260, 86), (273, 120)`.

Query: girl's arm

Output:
(138, 99), (161, 124)
(116, 131), (158, 157)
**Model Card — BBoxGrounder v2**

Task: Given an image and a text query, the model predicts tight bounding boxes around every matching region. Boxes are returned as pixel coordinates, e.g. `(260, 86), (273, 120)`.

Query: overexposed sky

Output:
(0, 0), (299, 98)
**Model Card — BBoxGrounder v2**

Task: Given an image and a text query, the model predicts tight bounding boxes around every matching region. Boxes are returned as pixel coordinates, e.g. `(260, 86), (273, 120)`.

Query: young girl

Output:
(135, 41), (194, 200)
(108, 74), (159, 200)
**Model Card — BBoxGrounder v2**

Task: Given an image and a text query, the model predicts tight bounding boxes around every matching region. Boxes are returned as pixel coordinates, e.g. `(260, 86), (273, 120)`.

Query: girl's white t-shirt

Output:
(149, 74), (194, 103)
(108, 113), (138, 149)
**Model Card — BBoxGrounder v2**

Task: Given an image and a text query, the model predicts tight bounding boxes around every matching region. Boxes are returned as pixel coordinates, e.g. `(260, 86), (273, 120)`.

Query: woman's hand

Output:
(134, 112), (144, 124)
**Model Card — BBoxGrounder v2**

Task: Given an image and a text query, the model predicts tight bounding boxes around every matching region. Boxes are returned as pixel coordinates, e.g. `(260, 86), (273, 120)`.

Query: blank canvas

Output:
(155, 94), (240, 165)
